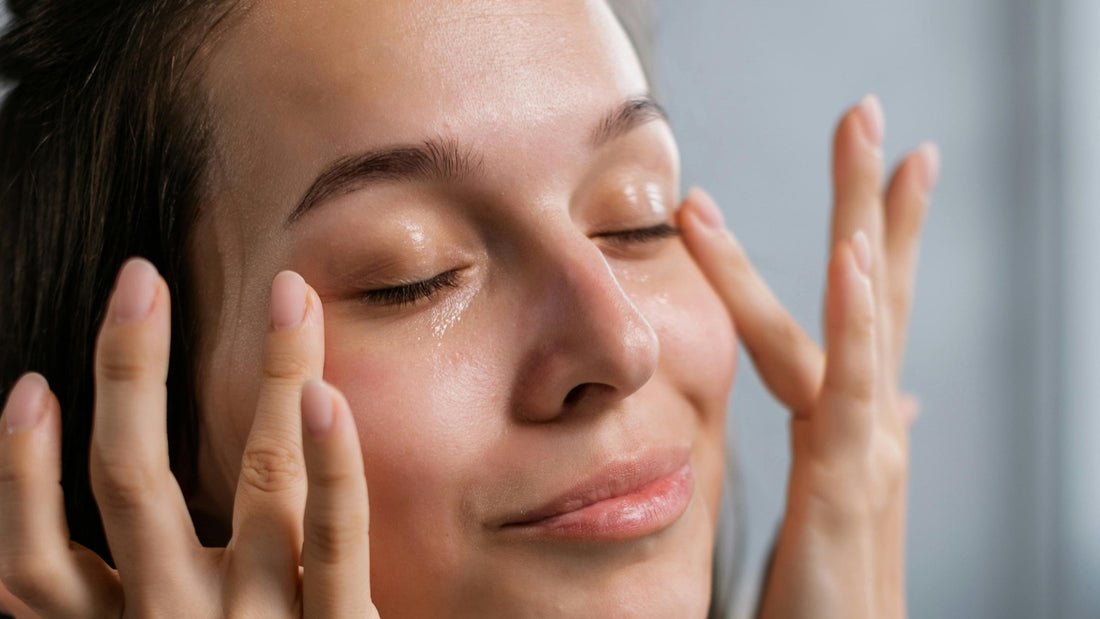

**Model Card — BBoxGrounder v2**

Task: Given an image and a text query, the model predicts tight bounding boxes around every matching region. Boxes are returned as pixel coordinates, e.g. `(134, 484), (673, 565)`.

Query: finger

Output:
(301, 380), (377, 618)
(230, 271), (324, 604)
(883, 143), (940, 370)
(0, 373), (122, 618)
(680, 188), (825, 415)
(89, 259), (200, 603)
(897, 393), (921, 428)
(821, 232), (878, 456)
(830, 95), (887, 264)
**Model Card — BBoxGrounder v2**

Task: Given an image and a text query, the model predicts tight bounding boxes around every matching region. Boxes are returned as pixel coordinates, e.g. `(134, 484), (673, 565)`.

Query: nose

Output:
(512, 231), (660, 423)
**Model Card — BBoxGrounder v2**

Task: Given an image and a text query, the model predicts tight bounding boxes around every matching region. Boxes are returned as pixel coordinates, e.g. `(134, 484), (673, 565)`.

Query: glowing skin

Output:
(187, 1), (735, 616)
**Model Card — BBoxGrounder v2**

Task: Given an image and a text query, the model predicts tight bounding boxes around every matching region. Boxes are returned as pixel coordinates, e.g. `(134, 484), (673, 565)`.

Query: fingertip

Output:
(680, 193), (742, 254)
(918, 141), (941, 189)
(2, 373), (49, 435)
(302, 379), (335, 437)
(684, 186), (726, 230)
(109, 258), (160, 325)
(271, 270), (308, 332)
(858, 94), (885, 147)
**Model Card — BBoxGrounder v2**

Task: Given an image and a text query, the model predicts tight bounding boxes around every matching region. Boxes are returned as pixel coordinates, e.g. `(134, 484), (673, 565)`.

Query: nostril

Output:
(563, 383), (590, 406)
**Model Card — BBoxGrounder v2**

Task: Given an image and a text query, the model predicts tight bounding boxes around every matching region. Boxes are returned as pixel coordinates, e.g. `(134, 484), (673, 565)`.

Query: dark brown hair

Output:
(0, 0), (236, 562)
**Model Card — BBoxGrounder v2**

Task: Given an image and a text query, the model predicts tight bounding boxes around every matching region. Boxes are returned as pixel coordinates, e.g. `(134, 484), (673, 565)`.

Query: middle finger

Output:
(830, 94), (887, 263)
(829, 96), (895, 410)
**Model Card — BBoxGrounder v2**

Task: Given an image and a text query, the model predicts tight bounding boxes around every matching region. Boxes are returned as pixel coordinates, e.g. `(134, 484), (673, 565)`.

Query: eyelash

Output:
(359, 223), (680, 308)
(593, 222), (682, 244)
(359, 269), (462, 308)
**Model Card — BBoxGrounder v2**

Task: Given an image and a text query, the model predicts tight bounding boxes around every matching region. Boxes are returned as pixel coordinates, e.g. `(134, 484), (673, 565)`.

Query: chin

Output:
(526, 547), (713, 618)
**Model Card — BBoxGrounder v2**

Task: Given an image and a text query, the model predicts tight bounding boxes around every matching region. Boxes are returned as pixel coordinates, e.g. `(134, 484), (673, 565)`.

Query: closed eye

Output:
(356, 224), (677, 309)
(357, 269), (461, 307)
(593, 222), (681, 243)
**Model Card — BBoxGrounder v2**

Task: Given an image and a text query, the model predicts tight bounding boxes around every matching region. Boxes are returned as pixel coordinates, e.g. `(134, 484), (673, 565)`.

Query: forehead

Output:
(201, 0), (649, 225)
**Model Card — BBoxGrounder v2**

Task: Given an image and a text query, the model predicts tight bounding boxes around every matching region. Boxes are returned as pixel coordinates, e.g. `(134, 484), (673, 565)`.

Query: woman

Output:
(0, 1), (939, 617)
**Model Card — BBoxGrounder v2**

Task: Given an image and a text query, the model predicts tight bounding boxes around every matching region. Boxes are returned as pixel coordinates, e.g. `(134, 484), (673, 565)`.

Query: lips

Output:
(499, 448), (695, 541)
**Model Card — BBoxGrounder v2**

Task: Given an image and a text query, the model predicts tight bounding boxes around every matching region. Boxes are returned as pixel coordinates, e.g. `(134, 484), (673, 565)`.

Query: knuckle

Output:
(261, 347), (312, 383)
(801, 461), (870, 529)
(845, 374), (876, 404)
(826, 368), (875, 405)
(309, 466), (358, 492)
(853, 306), (875, 335)
(305, 511), (367, 565)
(239, 441), (303, 495)
(96, 334), (155, 384)
(871, 439), (909, 506)
(89, 449), (161, 513)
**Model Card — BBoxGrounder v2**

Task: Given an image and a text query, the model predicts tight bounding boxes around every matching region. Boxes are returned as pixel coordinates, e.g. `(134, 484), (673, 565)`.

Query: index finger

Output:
(229, 271), (325, 603)
(679, 188), (825, 415)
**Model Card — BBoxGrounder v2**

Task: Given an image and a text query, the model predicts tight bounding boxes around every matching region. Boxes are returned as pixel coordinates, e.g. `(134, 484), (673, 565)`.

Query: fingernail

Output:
(2, 373), (48, 435)
(851, 230), (872, 276)
(689, 187), (725, 229)
(110, 258), (158, 324)
(301, 379), (334, 436)
(919, 141), (941, 189)
(271, 271), (308, 331)
(858, 94), (885, 147)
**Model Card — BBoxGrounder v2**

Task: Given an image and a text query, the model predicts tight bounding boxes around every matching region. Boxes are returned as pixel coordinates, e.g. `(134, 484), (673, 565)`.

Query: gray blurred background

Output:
(648, 1), (1100, 618)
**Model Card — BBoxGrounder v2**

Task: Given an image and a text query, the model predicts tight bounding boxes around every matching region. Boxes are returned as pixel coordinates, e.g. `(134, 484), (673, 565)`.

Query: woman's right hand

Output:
(0, 260), (379, 617)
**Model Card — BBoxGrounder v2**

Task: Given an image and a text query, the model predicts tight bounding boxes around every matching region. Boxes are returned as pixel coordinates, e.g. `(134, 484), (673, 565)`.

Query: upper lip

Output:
(498, 446), (691, 527)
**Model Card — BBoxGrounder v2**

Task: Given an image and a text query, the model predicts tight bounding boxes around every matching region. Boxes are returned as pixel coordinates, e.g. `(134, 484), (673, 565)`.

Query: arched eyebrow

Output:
(284, 94), (668, 226)
(589, 95), (667, 147)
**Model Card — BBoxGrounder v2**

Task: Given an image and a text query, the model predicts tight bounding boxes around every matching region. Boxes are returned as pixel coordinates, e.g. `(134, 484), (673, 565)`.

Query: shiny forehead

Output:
(203, 0), (647, 140)
(198, 0), (651, 235)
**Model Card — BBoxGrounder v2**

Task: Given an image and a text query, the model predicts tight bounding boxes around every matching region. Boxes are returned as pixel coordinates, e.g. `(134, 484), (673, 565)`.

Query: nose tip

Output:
(604, 305), (661, 389)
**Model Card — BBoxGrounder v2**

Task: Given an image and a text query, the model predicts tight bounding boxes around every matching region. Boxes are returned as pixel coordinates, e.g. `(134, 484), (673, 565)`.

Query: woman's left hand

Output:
(680, 95), (939, 619)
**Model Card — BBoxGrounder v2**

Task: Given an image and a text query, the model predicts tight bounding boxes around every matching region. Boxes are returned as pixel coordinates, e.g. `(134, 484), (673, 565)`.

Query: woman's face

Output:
(190, 0), (736, 615)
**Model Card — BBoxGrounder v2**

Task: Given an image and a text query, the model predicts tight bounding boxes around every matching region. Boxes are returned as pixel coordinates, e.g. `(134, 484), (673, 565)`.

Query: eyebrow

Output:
(285, 94), (668, 226)
(589, 95), (668, 148)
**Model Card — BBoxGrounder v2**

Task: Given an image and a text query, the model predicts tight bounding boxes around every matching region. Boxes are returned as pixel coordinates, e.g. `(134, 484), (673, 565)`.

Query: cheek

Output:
(320, 325), (501, 576)
(631, 252), (737, 520)
(641, 259), (738, 426)
(323, 333), (499, 460)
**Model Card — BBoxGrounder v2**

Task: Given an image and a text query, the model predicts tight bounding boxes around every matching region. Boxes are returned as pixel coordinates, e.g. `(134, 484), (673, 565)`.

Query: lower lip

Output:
(511, 465), (695, 541)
